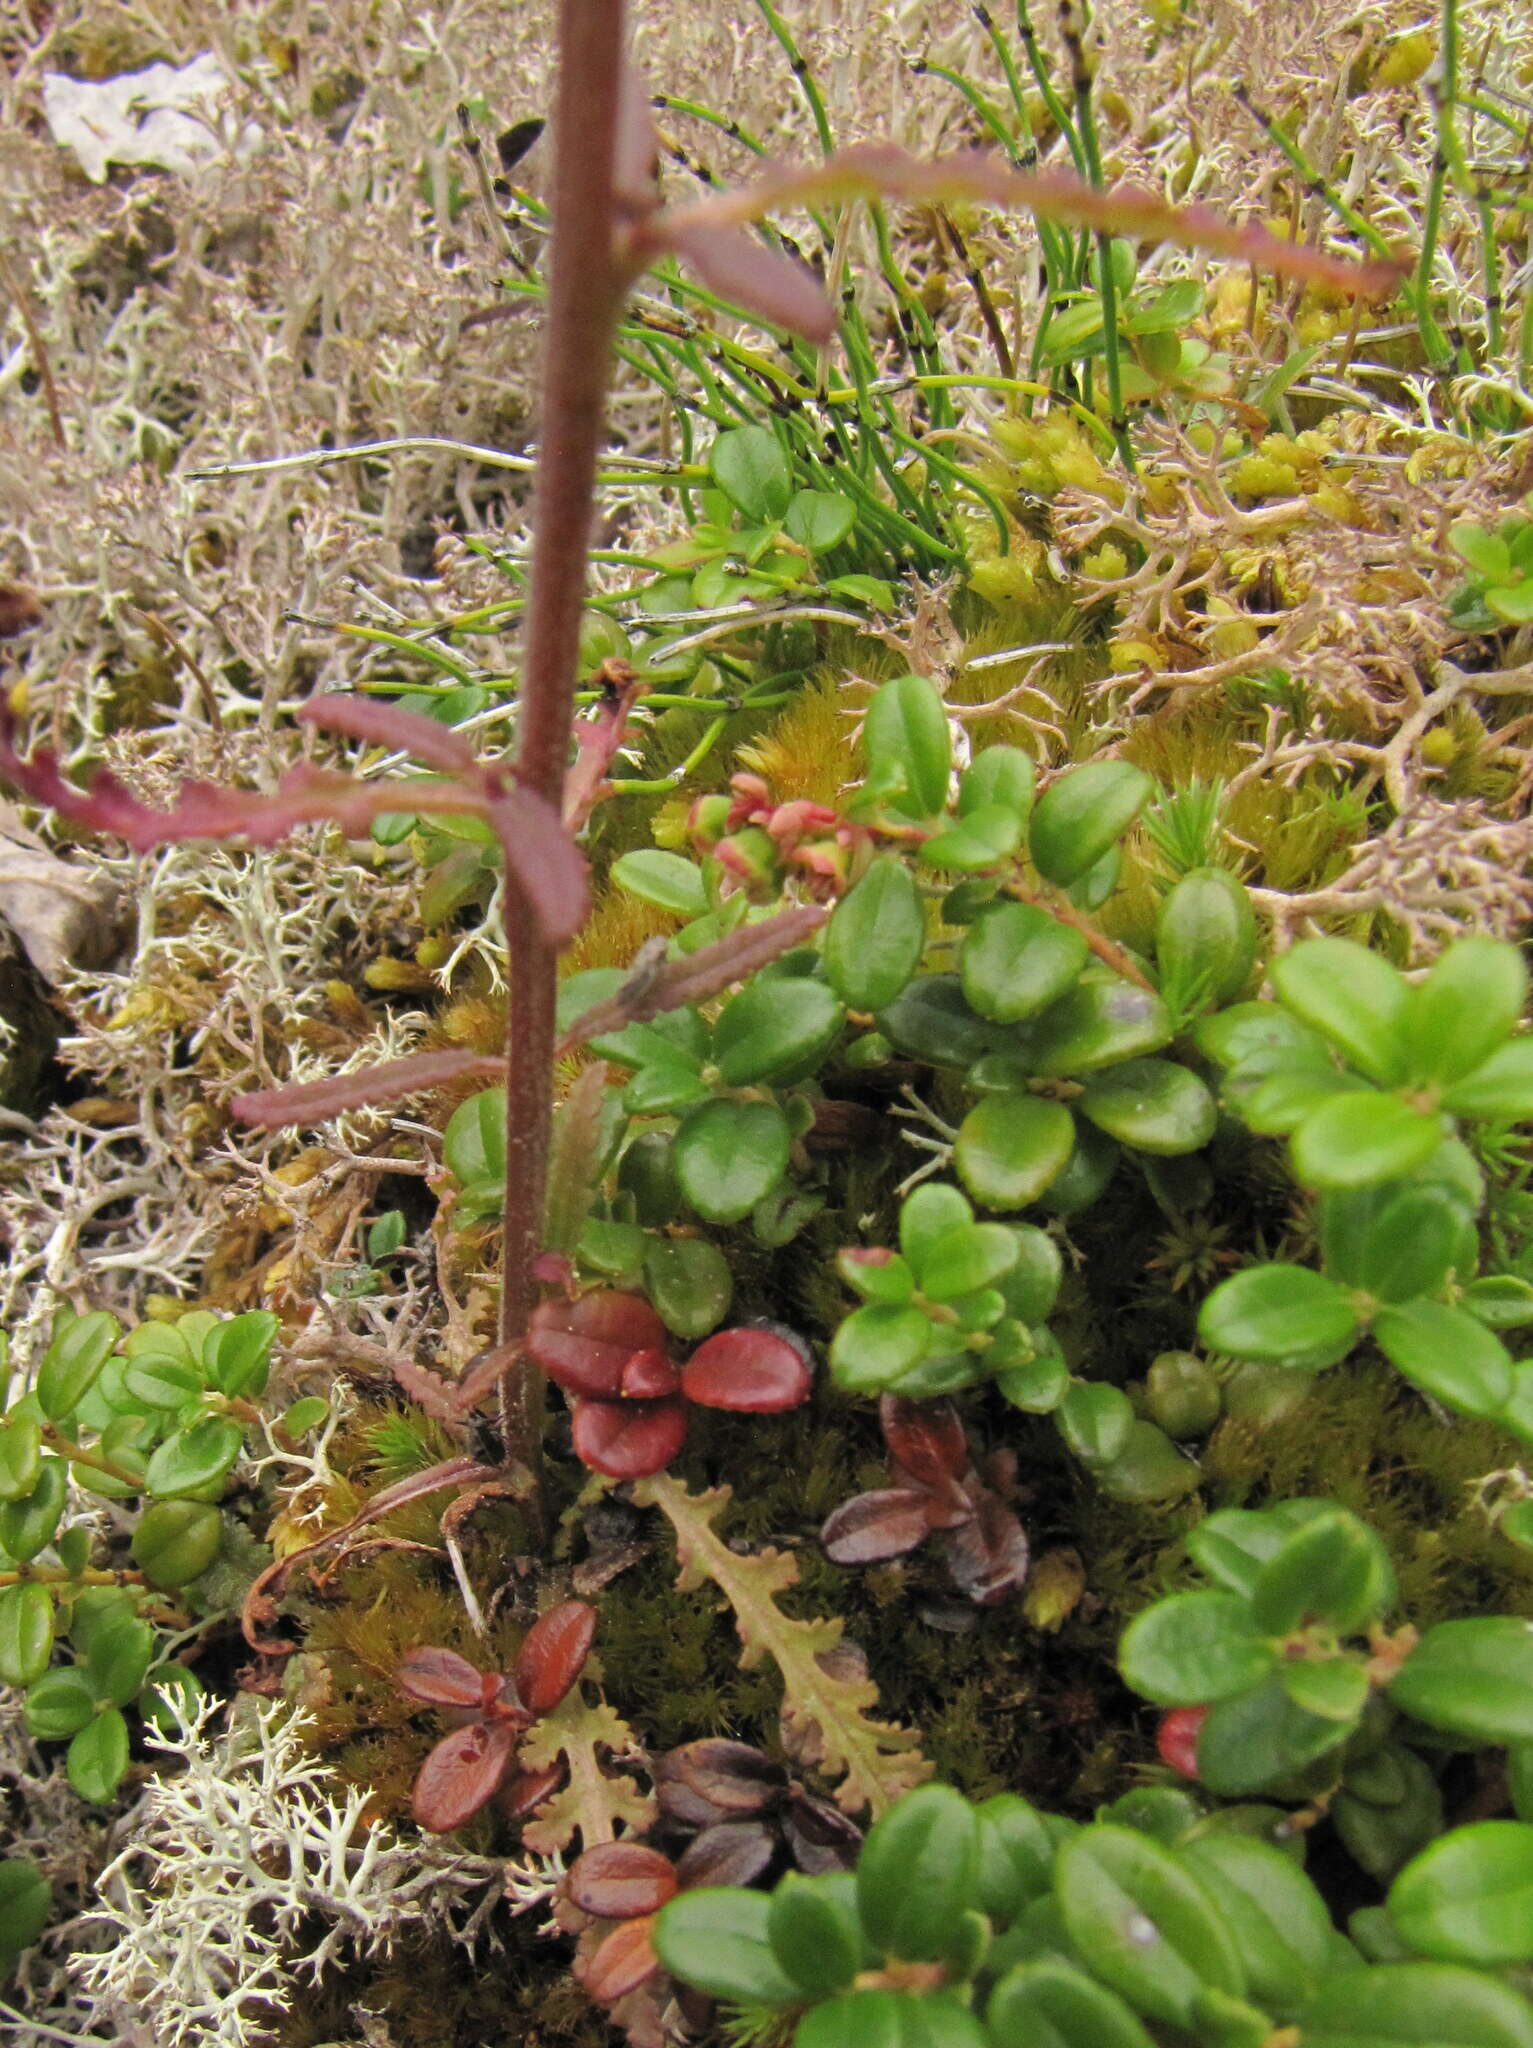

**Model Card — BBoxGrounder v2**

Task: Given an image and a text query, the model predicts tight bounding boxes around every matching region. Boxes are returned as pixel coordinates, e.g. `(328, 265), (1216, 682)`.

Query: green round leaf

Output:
(202, 1311), (278, 1399)
(878, 975), (1000, 1067)
(0, 1459), (67, 1563)
(960, 904), (1088, 1026)
(987, 1957), (1157, 2048)
(1249, 1510), (1396, 1636)
(1196, 1674), (1351, 1797)
(858, 1785), (981, 1963)
(955, 1096), (1075, 1211)
(83, 1612), (154, 1708)
(830, 1304), (933, 1393)
(1280, 1657), (1371, 1723)
(1176, 1834), (1333, 2015)
(918, 804), (1024, 872)
(1403, 938), (1528, 1088)
(1373, 1299), (1513, 1420)
(1053, 1824), (1244, 2027)
(766, 1871), (862, 1996)
(1118, 1590), (1276, 1706)
(67, 1707), (130, 1805)
(1077, 1059), (1217, 1156)
(784, 488), (856, 552)
(0, 1414), (42, 1502)
(1290, 1091), (1441, 1191)
(1056, 1382), (1134, 1466)
(823, 859), (926, 1012)
(960, 746), (1036, 822)
(0, 1582), (54, 1689)
(1334, 1746), (1444, 1884)
(0, 1857), (51, 1963)
(652, 1887), (798, 2005)
(864, 673), (952, 820)
(997, 1349), (1071, 1413)
(919, 1221), (1020, 1303)
(1145, 1352), (1221, 1437)
(1270, 938), (1409, 1084)
(144, 1416), (243, 1501)
(1389, 1619), (1533, 1744)
(974, 1794), (1057, 1920)
(642, 1237), (733, 1339)
(1442, 1039), (1533, 1122)
(1155, 868), (1258, 1008)
(1095, 1421), (1200, 1504)
(1298, 1961), (1533, 2047)
(713, 977), (843, 1088)
(1198, 1265), (1360, 1370)
(797, 1990), (986, 2048)
(130, 1500), (223, 1590)
(443, 1086), (506, 1194)
(611, 850), (708, 918)
(1029, 763), (1151, 888)
(1462, 1276), (1533, 1329)
(708, 424), (792, 522)
(997, 1226), (1063, 1324)
(23, 1665), (97, 1741)
(1356, 1186), (1476, 1305)
(674, 1098), (791, 1224)
(36, 1311), (119, 1422)
(1030, 978), (1173, 1078)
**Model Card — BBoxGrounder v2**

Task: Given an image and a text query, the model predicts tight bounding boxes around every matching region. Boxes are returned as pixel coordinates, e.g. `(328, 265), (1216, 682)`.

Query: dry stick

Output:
(497, 0), (628, 1512)
(0, 242), (65, 451)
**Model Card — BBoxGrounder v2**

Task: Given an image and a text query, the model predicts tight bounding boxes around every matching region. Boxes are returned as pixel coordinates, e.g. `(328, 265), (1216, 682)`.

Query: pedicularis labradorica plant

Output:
(6, 0), (1533, 2036)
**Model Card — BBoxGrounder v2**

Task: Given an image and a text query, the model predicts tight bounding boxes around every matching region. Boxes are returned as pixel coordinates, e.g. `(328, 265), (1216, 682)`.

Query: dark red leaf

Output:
(820, 1487), (939, 1565)
(942, 1491), (1030, 1606)
(661, 222), (834, 343)
(879, 1395), (972, 1499)
(567, 1842), (679, 1920)
(233, 1049), (506, 1128)
(299, 693), (482, 776)
(394, 1645), (489, 1709)
(496, 1761), (565, 1820)
(783, 1789), (863, 1874)
(580, 1916), (660, 2004)
(1157, 1706), (1207, 1782)
(680, 1327), (812, 1412)
(571, 1396), (689, 1478)
(411, 1719), (517, 1832)
(675, 1820), (778, 1890)
(514, 1599), (596, 1717)
(663, 1739), (787, 1818)
(527, 1291), (670, 1398)
(621, 1348), (683, 1400)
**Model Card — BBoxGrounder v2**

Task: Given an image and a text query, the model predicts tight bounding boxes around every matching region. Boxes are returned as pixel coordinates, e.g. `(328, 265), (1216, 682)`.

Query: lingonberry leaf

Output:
(620, 1348), (684, 1399)
(821, 1487), (939, 1565)
(527, 1291), (671, 1397)
(514, 1599), (596, 1718)
(662, 1738), (788, 1818)
(567, 1841), (680, 1920)
(783, 1789), (864, 1873)
(496, 1762), (565, 1820)
(571, 1395), (689, 1478)
(680, 1327), (813, 1411)
(412, 1718), (518, 1832)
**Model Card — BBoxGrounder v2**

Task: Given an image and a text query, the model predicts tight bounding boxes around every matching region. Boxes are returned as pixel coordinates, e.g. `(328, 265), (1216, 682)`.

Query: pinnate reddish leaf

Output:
(514, 1599), (596, 1717)
(580, 1916), (661, 2003)
(821, 1487), (939, 1566)
(412, 1719), (517, 1832)
(567, 1841), (679, 1920)
(571, 1395), (689, 1478)
(680, 1327), (813, 1412)
(528, 1290), (670, 1397)
(395, 1645), (490, 1709)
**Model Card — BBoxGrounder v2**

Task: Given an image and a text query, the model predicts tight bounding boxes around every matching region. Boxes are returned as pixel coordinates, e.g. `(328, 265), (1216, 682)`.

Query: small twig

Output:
(0, 240), (65, 450)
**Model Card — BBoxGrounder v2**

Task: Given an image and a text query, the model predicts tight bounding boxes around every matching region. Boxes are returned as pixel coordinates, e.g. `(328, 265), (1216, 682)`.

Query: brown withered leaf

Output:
(0, 799), (121, 986)
(674, 1819), (776, 1890)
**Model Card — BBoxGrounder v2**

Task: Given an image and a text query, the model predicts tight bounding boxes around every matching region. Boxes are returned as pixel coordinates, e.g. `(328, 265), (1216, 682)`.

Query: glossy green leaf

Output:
(1441, 1038), (1533, 1121)
(83, 1612), (154, 1708)
(1096, 1421), (1200, 1504)
(0, 1414), (42, 1502)
(823, 858), (926, 1012)
(1250, 1510), (1395, 1635)
(674, 1098), (791, 1224)
(1356, 1186), (1475, 1305)
(443, 1085), (506, 1194)
(1270, 938), (1409, 1084)
(879, 975), (1001, 1067)
(1145, 1352), (1221, 1437)
(0, 1582), (54, 1688)
(919, 1221), (1020, 1302)
(713, 977), (843, 1087)
(987, 1957), (1156, 2048)
(1291, 1090), (1441, 1191)
(1177, 1834), (1333, 2014)
(1388, 1823), (1533, 1966)
(960, 904), (1089, 1026)
(709, 424), (792, 523)
(858, 1785), (981, 1962)
(653, 1886), (799, 2005)
(1196, 1003), (1330, 1072)
(1240, 1067), (1368, 1137)
(1056, 1382), (1134, 1466)
(611, 850), (708, 917)
(130, 1499), (223, 1590)
(918, 803), (1023, 872)
(796, 1989), (987, 2048)
(830, 1304), (932, 1392)
(1185, 1507), (1305, 1598)
(144, 1416), (242, 1501)
(0, 1459), (67, 1563)
(766, 1871), (862, 1996)
(1333, 1746), (1444, 1884)
(1053, 1824), (1244, 2027)
(1029, 763), (1151, 888)
(1155, 868), (1258, 1007)
(1298, 1961), (1533, 2047)
(1462, 1277), (1533, 1328)
(961, 746), (1036, 821)
(1280, 1657), (1371, 1722)
(974, 1794), (1057, 1920)
(1077, 1058), (1217, 1156)
(1373, 1299), (1513, 1420)
(784, 488), (855, 552)
(1401, 938), (1528, 1088)
(955, 1096), (1075, 1210)
(1389, 1619), (1533, 1743)
(67, 1707), (129, 1804)
(642, 1237), (732, 1339)
(23, 1665), (96, 1740)
(1198, 1673), (1352, 1796)
(1030, 978), (1173, 1077)
(864, 673), (952, 820)
(997, 1349), (1071, 1413)
(1198, 1264), (1359, 1369)
(0, 1856), (51, 1961)
(1119, 1591), (1276, 1706)
(202, 1311), (278, 1399)
(36, 1311), (118, 1421)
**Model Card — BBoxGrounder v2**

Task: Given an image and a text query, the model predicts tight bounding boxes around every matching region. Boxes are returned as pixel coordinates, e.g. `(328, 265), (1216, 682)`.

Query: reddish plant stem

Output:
(498, 0), (628, 1503)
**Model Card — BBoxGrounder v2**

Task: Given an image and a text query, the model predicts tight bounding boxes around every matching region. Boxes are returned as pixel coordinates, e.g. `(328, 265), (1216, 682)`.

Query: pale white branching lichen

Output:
(73, 1696), (502, 2048)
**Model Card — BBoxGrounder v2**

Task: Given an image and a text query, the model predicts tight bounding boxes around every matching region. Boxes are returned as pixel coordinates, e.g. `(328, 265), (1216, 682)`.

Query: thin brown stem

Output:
(1003, 877), (1157, 992)
(498, 0), (628, 1502)
(0, 239), (66, 451)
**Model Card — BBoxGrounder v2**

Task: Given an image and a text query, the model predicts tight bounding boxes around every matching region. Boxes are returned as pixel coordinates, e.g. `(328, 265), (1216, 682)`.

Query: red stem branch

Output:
(498, 0), (628, 1498)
